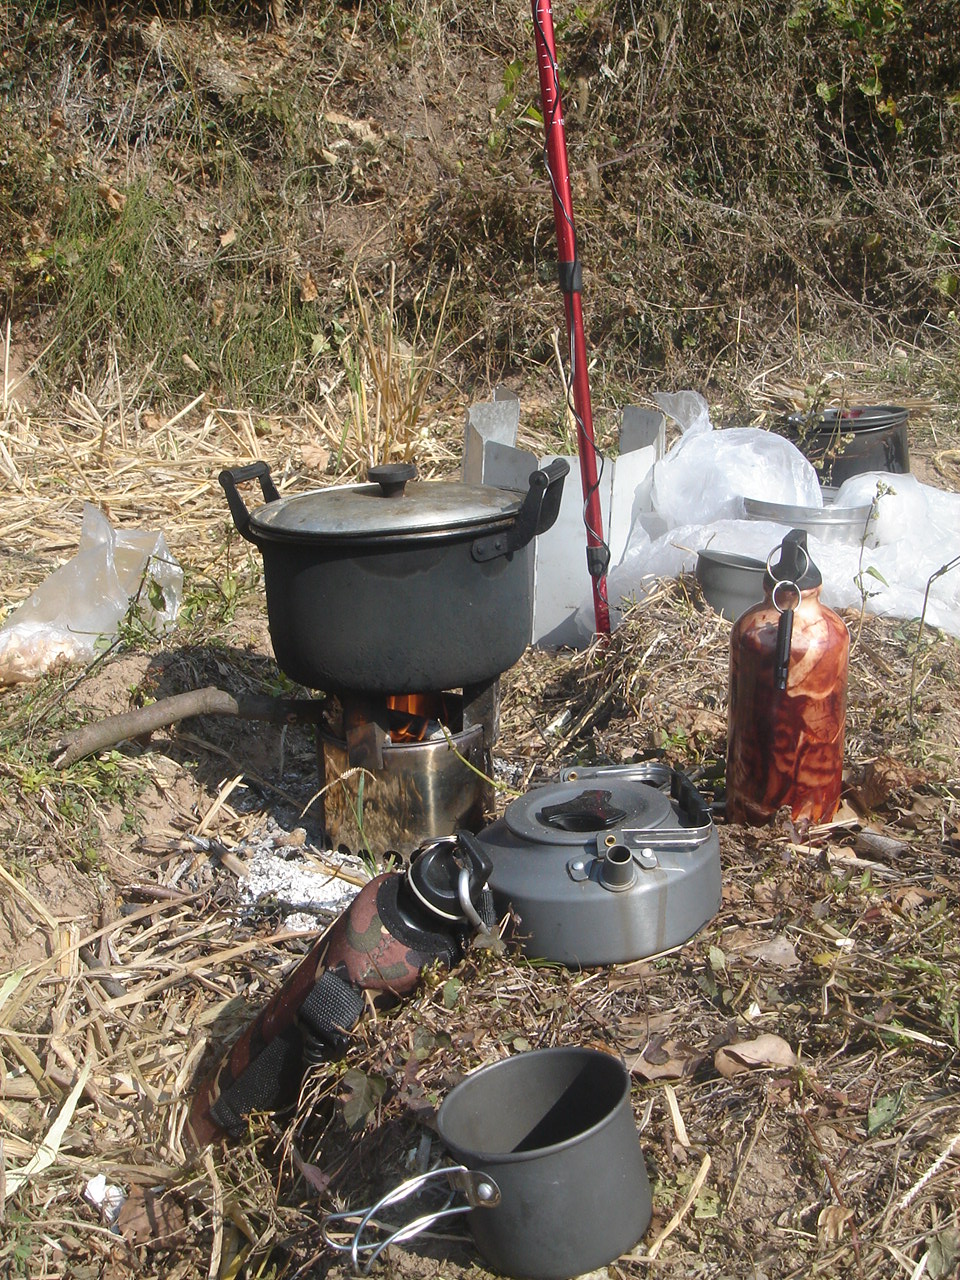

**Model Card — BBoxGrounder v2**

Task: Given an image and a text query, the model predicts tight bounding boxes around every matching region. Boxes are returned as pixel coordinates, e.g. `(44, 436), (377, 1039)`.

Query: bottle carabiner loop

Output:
(770, 579), (801, 691)
(771, 578), (801, 616)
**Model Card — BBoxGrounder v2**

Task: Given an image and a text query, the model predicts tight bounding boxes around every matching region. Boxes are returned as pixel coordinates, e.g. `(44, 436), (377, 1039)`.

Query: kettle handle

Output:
(471, 458), (569, 563)
(218, 461), (281, 543)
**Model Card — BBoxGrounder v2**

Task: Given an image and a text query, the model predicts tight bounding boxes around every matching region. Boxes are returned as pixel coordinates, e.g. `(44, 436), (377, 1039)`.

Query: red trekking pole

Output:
(532, 0), (611, 635)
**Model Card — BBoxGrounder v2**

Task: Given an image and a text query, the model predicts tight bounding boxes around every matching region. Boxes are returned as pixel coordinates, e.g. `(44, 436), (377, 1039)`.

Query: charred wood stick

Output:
(78, 944), (129, 999)
(54, 686), (326, 768)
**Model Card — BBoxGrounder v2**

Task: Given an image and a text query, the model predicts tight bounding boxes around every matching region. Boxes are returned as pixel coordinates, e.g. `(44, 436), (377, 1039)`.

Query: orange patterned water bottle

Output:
(726, 528), (849, 825)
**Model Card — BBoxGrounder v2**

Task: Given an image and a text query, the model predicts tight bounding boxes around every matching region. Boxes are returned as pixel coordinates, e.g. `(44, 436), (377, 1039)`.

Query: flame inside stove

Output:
(385, 692), (450, 743)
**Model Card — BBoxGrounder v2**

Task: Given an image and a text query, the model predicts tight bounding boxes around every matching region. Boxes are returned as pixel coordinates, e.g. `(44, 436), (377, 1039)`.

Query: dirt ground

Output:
(0, 4), (958, 1276)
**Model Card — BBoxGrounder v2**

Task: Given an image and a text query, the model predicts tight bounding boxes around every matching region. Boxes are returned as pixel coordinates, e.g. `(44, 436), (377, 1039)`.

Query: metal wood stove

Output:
(318, 679), (500, 857)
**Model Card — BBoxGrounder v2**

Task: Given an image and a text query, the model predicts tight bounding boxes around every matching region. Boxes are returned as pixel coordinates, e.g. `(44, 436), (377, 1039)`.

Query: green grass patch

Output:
(38, 169), (329, 405)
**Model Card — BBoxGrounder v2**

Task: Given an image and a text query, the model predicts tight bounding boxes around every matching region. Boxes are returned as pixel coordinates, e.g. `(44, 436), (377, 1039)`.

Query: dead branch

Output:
(54, 686), (325, 768)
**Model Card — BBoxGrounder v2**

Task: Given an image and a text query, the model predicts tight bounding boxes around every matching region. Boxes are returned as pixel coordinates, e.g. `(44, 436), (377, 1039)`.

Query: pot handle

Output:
(322, 1164), (500, 1274)
(218, 461), (281, 543)
(471, 457), (569, 563)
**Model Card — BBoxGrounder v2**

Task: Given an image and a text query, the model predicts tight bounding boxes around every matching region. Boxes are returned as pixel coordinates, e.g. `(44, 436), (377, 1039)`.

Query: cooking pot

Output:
(323, 1047), (651, 1279)
(219, 458), (568, 693)
(696, 549), (766, 620)
(785, 405), (909, 485)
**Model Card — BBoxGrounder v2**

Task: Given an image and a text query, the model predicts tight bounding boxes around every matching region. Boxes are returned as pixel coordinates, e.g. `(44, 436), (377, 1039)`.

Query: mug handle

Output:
(322, 1164), (500, 1273)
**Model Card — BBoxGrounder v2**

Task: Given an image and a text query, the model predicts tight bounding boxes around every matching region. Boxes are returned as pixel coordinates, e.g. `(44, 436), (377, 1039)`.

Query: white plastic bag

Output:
(822, 472), (960, 631)
(0, 505), (182, 684)
(648, 392), (822, 529)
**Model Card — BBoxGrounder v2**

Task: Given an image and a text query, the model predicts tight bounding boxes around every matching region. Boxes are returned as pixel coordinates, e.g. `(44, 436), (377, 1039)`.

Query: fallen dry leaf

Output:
(291, 1150), (332, 1196)
(322, 110), (378, 143)
(301, 442), (330, 472)
(686, 708), (726, 739)
(219, 226), (237, 248)
(714, 1033), (798, 1078)
(846, 755), (924, 814)
(892, 794), (941, 830)
(817, 1204), (854, 1242)
(97, 182), (126, 215)
(890, 884), (942, 912)
(117, 1184), (189, 1249)
(627, 1036), (706, 1082)
(299, 270), (319, 303)
(744, 933), (800, 969)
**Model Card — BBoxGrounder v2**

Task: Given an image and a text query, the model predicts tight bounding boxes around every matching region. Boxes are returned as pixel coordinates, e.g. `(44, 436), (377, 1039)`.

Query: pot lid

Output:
(249, 462), (524, 542)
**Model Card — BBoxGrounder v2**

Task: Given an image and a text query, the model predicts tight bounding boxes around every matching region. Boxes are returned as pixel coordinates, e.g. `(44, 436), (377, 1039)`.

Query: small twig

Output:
(800, 1108), (863, 1273)
(662, 1082), (690, 1148)
(909, 553), (960, 724)
(202, 1147), (224, 1280)
(726, 1099), (769, 1215)
(545, 684), (617, 762)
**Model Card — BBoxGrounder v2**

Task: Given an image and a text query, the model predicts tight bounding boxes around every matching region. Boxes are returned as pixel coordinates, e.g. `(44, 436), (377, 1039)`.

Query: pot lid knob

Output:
(367, 462), (418, 498)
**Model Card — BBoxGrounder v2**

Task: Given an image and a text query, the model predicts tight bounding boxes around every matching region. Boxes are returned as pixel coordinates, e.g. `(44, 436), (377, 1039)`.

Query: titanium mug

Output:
(323, 1046), (652, 1279)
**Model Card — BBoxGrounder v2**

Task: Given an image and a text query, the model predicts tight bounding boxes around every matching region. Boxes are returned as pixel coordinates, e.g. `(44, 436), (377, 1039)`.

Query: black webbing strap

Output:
(209, 968), (364, 1136)
(299, 967), (366, 1058)
(210, 1029), (304, 1136)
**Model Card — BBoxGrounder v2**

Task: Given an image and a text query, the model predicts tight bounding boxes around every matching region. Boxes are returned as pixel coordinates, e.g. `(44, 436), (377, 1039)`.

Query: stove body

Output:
(475, 763), (721, 966)
(318, 680), (499, 857)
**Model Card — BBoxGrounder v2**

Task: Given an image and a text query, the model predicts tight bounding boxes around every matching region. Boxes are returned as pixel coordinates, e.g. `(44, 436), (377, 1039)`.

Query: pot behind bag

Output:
(437, 1047), (651, 1279)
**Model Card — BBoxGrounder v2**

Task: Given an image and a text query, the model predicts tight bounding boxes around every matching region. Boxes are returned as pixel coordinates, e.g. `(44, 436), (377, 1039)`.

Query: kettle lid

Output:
(763, 528), (822, 592)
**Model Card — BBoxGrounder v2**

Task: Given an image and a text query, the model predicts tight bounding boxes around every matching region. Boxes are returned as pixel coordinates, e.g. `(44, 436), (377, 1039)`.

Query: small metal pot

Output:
(324, 1047), (651, 1279)
(436, 1048), (651, 1278)
(743, 496), (874, 545)
(219, 459), (568, 693)
(696, 549), (766, 620)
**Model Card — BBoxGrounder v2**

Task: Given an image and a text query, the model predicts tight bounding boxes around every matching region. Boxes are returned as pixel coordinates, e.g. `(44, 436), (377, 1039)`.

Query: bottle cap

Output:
(763, 528), (822, 592)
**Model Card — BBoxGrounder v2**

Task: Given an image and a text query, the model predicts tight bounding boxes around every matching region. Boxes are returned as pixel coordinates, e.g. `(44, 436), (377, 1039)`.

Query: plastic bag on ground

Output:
(0, 504), (182, 684)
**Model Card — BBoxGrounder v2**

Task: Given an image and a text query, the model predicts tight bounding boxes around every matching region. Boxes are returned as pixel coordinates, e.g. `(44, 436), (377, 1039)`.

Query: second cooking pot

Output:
(219, 459), (568, 693)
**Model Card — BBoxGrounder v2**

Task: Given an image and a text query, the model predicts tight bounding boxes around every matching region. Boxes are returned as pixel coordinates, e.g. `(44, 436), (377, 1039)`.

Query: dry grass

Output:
(0, 0), (959, 1258)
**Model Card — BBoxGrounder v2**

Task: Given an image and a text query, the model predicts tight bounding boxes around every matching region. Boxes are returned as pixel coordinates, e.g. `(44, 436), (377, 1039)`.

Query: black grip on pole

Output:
(558, 258), (583, 294)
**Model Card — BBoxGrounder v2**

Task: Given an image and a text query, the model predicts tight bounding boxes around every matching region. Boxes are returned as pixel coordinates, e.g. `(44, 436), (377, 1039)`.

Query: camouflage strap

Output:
(188, 874), (472, 1148)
